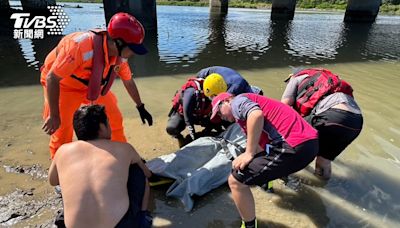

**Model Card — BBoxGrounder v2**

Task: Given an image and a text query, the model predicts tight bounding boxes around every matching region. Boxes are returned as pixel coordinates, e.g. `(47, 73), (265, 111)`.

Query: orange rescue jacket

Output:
(40, 30), (132, 99)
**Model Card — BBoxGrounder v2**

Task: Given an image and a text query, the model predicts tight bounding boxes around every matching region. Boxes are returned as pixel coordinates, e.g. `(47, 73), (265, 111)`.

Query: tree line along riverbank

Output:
(57, 0), (400, 15)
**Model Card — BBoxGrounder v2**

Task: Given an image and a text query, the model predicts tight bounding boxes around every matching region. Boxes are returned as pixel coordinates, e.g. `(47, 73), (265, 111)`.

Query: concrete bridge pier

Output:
(20, 0), (56, 12)
(103, 0), (157, 31)
(209, 0), (228, 15)
(344, 0), (382, 22)
(0, 0), (12, 35)
(0, 0), (10, 11)
(271, 0), (297, 20)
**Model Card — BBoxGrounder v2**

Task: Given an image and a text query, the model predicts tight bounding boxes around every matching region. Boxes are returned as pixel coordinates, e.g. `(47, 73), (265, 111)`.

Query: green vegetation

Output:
(59, 0), (101, 2)
(156, 0), (270, 8)
(157, 0), (400, 14)
(295, 0), (347, 10)
(156, 1), (207, 7)
(58, 0), (400, 15)
(380, 3), (400, 14)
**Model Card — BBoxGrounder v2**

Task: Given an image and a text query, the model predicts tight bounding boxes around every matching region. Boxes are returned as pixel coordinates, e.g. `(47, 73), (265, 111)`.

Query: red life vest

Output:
(71, 29), (120, 101)
(293, 68), (354, 116)
(171, 77), (212, 119)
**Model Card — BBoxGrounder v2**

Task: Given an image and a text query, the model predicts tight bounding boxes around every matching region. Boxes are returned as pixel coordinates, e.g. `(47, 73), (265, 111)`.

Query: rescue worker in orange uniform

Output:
(41, 13), (153, 158)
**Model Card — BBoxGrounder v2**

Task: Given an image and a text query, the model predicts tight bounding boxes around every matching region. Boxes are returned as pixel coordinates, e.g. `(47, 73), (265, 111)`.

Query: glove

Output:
(137, 104), (153, 126)
(187, 125), (196, 141)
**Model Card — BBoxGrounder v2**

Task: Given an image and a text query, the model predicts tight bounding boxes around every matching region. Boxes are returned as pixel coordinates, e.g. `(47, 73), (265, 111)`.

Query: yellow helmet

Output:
(203, 73), (228, 98)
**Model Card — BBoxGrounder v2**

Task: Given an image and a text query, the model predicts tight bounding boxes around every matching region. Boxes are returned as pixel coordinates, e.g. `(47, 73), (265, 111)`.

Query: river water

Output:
(0, 3), (399, 228)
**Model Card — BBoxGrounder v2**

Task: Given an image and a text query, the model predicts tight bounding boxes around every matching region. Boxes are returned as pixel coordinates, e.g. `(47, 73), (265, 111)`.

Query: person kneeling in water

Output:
(48, 105), (152, 228)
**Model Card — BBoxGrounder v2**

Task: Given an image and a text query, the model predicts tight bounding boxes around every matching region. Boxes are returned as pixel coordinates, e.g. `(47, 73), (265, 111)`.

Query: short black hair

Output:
(73, 105), (108, 141)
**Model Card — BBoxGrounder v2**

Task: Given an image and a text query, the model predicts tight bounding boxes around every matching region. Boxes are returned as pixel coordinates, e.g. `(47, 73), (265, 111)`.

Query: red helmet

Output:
(107, 13), (147, 55)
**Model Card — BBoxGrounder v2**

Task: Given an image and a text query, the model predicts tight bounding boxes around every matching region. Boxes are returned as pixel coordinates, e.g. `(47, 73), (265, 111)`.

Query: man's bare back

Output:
(49, 139), (146, 228)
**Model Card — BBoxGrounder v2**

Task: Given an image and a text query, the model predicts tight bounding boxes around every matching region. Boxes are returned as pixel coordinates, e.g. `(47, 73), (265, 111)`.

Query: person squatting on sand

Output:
(166, 76), (224, 147)
(210, 92), (319, 228)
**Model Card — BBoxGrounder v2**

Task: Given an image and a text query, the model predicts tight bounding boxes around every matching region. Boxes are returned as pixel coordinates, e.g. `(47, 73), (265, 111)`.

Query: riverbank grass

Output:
(58, 0), (400, 15)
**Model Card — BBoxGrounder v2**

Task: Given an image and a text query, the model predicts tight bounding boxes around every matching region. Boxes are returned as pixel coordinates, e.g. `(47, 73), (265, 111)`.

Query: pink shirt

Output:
(231, 93), (318, 150)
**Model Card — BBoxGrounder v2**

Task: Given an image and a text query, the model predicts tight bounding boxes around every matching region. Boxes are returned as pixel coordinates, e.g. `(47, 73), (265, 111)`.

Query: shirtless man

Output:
(48, 105), (152, 228)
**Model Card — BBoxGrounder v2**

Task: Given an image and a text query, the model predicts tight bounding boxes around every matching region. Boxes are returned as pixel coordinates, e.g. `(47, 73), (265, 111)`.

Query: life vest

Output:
(293, 68), (354, 116)
(71, 29), (120, 101)
(171, 77), (212, 119)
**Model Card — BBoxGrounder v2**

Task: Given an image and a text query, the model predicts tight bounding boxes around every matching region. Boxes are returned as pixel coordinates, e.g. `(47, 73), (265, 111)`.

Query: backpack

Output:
(171, 77), (212, 119)
(293, 68), (354, 116)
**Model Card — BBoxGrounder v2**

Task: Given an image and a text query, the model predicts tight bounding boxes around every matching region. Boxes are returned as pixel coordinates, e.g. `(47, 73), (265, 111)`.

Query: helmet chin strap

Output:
(114, 39), (126, 57)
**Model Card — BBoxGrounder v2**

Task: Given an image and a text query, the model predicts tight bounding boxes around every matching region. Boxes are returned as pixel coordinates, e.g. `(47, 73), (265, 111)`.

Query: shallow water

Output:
(1, 4), (400, 86)
(1, 3), (400, 228)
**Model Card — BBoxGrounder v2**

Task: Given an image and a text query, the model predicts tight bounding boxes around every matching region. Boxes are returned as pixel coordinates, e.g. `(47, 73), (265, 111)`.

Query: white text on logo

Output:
(10, 13), (58, 29)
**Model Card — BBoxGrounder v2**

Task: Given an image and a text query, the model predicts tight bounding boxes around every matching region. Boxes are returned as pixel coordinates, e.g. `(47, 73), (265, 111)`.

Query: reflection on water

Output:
(286, 17), (344, 60)
(158, 7), (210, 64)
(18, 39), (39, 70)
(224, 11), (271, 53)
(0, 4), (400, 86)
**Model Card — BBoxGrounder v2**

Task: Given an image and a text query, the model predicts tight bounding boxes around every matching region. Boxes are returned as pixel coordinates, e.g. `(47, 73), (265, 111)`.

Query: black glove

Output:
(187, 125), (196, 141)
(137, 104), (153, 126)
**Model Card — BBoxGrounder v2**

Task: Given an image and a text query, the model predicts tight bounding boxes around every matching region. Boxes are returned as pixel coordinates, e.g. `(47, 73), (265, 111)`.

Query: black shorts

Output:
(306, 108), (363, 161)
(232, 139), (318, 186)
(54, 165), (147, 228)
(115, 164), (146, 228)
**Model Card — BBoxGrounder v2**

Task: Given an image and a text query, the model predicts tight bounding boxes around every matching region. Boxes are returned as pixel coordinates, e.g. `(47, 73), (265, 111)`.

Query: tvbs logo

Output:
(11, 13), (57, 29)
(10, 5), (69, 39)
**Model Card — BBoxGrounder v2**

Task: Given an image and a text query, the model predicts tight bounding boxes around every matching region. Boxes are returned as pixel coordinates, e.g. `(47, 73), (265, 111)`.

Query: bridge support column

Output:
(0, 0), (11, 33)
(0, 0), (10, 11)
(20, 0), (55, 12)
(209, 0), (228, 15)
(271, 0), (296, 20)
(344, 0), (381, 22)
(103, 0), (157, 31)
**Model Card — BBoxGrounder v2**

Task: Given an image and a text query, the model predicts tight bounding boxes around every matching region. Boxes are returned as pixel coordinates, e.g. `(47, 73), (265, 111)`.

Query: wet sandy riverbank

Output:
(1, 61), (400, 227)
